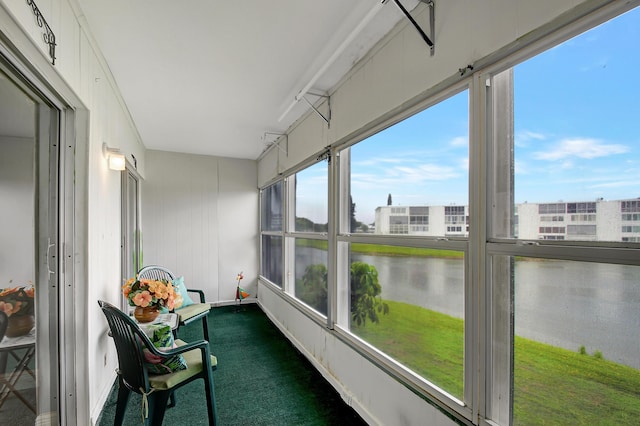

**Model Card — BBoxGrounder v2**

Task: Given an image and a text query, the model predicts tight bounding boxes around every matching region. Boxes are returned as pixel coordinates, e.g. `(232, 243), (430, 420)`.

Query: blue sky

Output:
(298, 7), (640, 225)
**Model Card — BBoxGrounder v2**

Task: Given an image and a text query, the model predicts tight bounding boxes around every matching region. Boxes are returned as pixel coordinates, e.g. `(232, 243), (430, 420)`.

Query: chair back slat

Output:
(137, 265), (175, 282)
(98, 300), (151, 393)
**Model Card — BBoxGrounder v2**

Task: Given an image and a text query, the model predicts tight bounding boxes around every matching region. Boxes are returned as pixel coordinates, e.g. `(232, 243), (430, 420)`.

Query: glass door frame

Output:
(0, 36), (87, 426)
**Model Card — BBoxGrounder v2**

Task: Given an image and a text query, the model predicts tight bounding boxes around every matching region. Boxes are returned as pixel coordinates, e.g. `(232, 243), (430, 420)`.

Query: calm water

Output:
(296, 247), (640, 369)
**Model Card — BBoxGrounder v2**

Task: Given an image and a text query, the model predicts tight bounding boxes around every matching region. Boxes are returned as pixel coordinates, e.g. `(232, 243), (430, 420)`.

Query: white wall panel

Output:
(1, 1), (149, 422)
(217, 158), (258, 302)
(142, 150), (258, 304)
(257, 146), (279, 187)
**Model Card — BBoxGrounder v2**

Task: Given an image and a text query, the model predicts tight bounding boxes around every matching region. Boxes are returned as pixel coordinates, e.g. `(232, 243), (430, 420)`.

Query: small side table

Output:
(0, 328), (36, 413)
(133, 313), (179, 332)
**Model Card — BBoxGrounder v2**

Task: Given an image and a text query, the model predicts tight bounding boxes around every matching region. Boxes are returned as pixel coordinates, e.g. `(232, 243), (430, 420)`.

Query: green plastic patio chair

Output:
(98, 300), (217, 425)
(136, 265), (210, 340)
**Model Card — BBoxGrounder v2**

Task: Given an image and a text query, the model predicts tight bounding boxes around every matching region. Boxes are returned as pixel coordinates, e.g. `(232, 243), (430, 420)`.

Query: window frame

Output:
(258, 3), (640, 425)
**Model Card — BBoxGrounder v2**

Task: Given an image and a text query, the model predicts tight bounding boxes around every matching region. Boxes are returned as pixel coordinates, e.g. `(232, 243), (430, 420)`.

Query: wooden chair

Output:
(136, 265), (210, 340)
(98, 300), (218, 425)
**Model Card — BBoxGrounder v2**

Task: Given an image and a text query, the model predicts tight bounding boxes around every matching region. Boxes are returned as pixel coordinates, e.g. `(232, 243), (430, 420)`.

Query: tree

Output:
(350, 261), (389, 326)
(300, 264), (328, 314)
(299, 261), (389, 325)
(350, 195), (357, 232)
(387, 193), (392, 206)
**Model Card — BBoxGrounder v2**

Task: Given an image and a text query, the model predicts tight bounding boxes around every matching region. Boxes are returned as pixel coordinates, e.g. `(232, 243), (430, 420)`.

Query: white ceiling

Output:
(75, 0), (418, 160)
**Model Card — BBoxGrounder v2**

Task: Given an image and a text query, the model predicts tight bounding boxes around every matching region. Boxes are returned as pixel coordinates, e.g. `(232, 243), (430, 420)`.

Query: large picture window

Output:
(258, 4), (640, 424)
(339, 90), (469, 401)
(490, 6), (640, 424)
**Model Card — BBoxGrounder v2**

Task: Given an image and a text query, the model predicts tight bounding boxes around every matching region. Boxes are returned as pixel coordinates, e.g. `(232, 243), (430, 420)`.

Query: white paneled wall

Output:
(142, 150), (258, 304)
(0, 0), (146, 423)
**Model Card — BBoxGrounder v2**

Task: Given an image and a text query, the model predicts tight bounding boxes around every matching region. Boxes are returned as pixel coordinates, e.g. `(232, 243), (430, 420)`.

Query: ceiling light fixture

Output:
(102, 142), (126, 171)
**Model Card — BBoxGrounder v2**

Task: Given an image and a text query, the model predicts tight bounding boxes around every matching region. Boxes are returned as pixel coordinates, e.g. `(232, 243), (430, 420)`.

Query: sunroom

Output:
(0, 0), (639, 425)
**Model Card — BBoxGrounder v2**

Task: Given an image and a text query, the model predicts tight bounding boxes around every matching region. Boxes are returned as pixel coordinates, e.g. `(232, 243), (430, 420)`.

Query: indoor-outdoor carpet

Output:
(97, 304), (367, 425)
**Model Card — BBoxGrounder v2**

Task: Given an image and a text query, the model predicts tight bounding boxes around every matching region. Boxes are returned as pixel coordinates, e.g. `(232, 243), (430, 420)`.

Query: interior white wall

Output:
(0, 1), (147, 423)
(142, 150), (259, 304)
(0, 137), (35, 286)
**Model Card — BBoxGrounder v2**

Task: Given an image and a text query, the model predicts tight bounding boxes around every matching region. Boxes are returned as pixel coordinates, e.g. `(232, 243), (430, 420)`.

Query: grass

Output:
(295, 239), (464, 259)
(353, 300), (640, 424)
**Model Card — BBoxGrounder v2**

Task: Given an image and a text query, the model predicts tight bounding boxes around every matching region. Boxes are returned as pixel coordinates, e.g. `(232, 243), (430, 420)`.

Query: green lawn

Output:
(295, 239), (463, 259)
(353, 300), (640, 424)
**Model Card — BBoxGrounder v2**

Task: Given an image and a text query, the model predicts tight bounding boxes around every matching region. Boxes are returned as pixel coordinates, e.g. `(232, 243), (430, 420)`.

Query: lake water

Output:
(296, 247), (640, 369)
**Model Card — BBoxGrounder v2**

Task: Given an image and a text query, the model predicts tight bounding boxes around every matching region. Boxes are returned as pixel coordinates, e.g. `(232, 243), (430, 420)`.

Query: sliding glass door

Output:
(0, 59), (60, 424)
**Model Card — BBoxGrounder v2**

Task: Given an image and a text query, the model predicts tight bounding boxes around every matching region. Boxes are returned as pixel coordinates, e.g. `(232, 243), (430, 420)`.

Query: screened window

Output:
(291, 162), (328, 315)
(489, 7), (640, 424)
(340, 89), (469, 400)
(295, 163), (328, 233)
(260, 181), (283, 286)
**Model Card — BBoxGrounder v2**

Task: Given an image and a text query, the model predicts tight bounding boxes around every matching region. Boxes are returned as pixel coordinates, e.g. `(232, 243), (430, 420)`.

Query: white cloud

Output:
(515, 130), (546, 147)
(590, 180), (639, 189)
(533, 138), (629, 161)
(394, 164), (459, 181)
(450, 136), (467, 147)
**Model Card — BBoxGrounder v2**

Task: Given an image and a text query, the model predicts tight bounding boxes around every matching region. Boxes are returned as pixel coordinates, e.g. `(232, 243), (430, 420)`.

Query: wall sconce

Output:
(102, 142), (126, 171)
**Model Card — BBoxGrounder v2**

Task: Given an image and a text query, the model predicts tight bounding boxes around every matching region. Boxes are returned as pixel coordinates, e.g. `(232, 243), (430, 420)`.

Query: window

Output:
(258, 5), (640, 425)
(567, 202), (596, 214)
(488, 6), (640, 424)
(340, 89), (469, 401)
(621, 200), (640, 213)
(567, 225), (596, 235)
(538, 203), (565, 214)
(260, 181), (283, 286)
(621, 225), (640, 233)
(292, 162), (328, 314)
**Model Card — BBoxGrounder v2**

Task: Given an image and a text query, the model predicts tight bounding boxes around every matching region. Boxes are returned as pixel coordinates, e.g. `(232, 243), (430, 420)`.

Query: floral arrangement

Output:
(122, 277), (177, 310)
(0, 283), (35, 317)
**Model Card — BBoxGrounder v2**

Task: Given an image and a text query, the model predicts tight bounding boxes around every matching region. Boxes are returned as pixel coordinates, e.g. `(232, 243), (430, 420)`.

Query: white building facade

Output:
(375, 199), (640, 241)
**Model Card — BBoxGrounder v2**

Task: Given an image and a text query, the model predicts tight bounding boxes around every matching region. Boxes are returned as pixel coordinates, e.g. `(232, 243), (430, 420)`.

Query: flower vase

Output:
(6, 314), (35, 337)
(134, 306), (160, 323)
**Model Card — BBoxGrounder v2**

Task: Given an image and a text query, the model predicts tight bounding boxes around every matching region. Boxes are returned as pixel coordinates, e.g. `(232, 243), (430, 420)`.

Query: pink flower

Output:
(132, 291), (153, 307)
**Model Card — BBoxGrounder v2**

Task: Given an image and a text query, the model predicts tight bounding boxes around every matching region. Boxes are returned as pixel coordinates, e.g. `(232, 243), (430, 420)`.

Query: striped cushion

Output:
(148, 339), (217, 390)
(176, 303), (210, 323)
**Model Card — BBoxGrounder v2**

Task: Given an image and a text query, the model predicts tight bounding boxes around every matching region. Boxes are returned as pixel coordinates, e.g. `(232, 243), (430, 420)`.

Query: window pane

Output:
(295, 162), (328, 232)
(513, 8), (640, 242)
(508, 256), (640, 424)
(347, 244), (464, 399)
(261, 181), (283, 232)
(349, 91), (469, 236)
(261, 235), (282, 286)
(294, 238), (328, 315)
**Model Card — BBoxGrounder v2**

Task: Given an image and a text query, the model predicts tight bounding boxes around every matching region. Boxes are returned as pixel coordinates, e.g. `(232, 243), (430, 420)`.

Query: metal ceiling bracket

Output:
(26, 0), (56, 65)
(391, 0), (435, 56)
(263, 132), (288, 156)
(301, 92), (331, 127)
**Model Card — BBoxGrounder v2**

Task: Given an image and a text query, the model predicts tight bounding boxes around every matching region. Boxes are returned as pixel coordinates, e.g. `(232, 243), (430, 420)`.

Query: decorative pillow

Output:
(141, 324), (187, 375)
(172, 276), (195, 309)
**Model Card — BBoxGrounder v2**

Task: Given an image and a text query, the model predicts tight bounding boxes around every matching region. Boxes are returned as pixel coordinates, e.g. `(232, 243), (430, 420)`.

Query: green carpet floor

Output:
(97, 304), (367, 425)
